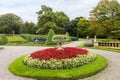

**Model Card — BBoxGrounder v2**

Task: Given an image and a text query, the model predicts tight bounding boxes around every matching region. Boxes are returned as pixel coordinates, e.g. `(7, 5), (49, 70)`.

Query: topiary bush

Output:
(52, 35), (68, 41)
(0, 35), (8, 45)
(45, 29), (55, 45)
(65, 32), (71, 41)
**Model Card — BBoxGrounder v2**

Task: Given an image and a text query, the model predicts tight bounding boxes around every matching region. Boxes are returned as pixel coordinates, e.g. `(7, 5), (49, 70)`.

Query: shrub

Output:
(84, 39), (93, 47)
(33, 35), (46, 41)
(21, 34), (33, 41)
(0, 35), (8, 45)
(71, 37), (79, 41)
(45, 29), (55, 45)
(21, 34), (47, 42)
(65, 32), (71, 41)
(52, 35), (68, 41)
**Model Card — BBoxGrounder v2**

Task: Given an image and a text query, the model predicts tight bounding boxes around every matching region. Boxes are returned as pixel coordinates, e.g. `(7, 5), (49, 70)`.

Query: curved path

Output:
(81, 49), (120, 80)
(0, 41), (120, 80)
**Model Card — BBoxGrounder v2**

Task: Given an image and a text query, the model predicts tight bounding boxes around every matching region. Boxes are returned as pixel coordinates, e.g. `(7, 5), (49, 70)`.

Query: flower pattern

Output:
(31, 47), (88, 60)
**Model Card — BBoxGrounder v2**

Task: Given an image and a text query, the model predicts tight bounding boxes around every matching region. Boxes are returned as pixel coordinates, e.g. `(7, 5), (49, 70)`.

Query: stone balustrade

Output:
(94, 42), (120, 49)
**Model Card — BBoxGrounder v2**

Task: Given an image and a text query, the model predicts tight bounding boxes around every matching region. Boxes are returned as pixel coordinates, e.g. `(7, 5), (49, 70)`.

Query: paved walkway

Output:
(0, 41), (120, 80)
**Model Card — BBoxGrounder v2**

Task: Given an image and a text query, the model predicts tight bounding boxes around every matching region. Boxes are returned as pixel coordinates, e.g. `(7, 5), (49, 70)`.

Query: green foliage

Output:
(36, 5), (69, 34)
(88, 20), (106, 37)
(20, 26), (28, 34)
(24, 52), (96, 69)
(9, 54), (107, 79)
(52, 35), (68, 41)
(77, 17), (90, 38)
(20, 34), (33, 41)
(21, 34), (47, 41)
(23, 21), (36, 34)
(89, 0), (120, 38)
(36, 22), (58, 34)
(65, 17), (80, 37)
(0, 13), (23, 34)
(65, 32), (71, 41)
(0, 35), (8, 45)
(71, 37), (79, 41)
(45, 29), (55, 45)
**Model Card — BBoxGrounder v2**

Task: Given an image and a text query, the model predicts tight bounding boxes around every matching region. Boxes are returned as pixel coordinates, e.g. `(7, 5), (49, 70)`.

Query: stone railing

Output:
(94, 42), (120, 49)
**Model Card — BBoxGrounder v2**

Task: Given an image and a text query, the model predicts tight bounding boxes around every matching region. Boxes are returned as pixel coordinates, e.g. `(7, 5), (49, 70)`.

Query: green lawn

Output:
(7, 35), (27, 42)
(9, 54), (107, 79)
(90, 47), (120, 53)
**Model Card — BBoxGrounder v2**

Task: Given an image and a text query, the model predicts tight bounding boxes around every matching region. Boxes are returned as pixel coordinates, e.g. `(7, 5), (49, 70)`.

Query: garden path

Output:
(0, 41), (120, 80)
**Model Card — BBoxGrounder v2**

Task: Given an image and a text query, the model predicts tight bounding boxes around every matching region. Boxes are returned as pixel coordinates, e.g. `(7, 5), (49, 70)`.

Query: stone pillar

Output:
(94, 36), (97, 42)
(12, 31), (15, 36)
(94, 42), (99, 47)
(86, 36), (89, 40)
(118, 43), (120, 47)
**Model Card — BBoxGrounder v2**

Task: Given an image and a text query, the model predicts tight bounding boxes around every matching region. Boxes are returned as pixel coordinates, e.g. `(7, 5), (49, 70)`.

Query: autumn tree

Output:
(89, 0), (120, 38)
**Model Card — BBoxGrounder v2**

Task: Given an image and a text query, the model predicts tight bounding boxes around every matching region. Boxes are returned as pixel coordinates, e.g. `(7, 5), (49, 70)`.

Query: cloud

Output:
(0, 0), (120, 23)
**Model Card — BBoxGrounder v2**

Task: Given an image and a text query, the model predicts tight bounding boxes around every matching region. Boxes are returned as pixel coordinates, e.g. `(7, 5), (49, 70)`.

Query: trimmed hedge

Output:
(45, 29), (55, 45)
(21, 34), (47, 41)
(71, 37), (79, 41)
(9, 54), (107, 79)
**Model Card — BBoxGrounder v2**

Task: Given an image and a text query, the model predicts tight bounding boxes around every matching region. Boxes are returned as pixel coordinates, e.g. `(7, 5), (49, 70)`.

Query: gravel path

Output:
(0, 41), (120, 80)
(80, 49), (120, 80)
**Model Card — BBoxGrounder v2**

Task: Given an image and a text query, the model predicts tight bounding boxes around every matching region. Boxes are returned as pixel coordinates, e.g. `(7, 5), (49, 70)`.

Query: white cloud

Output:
(0, 0), (120, 23)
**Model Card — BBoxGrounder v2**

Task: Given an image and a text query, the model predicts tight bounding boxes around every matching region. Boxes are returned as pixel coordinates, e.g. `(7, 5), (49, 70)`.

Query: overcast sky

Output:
(0, 0), (120, 23)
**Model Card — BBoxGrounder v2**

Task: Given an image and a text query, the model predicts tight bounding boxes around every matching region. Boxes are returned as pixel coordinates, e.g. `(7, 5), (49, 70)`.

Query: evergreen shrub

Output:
(0, 35), (8, 45)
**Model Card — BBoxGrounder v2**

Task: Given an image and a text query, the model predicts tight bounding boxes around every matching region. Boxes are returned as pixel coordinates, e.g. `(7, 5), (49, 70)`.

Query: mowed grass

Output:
(9, 54), (107, 79)
(7, 35), (27, 42)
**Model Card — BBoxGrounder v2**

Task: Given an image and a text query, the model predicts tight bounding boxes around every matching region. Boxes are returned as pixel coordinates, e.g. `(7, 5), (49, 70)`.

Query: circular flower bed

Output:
(24, 47), (96, 69)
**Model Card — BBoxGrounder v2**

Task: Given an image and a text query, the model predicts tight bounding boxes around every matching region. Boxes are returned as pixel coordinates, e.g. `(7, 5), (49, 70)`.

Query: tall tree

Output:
(65, 17), (80, 37)
(54, 11), (69, 34)
(23, 21), (36, 34)
(36, 5), (69, 34)
(19, 25), (28, 34)
(88, 20), (106, 37)
(77, 17), (90, 38)
(0, 13), (23, 34)
(89, 0), (120, 38)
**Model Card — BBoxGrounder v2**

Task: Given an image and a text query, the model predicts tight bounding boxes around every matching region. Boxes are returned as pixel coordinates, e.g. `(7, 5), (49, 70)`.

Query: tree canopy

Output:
(77, 17), (90, 38)
(89, 0), (120, 39)
(0, 13), (23, 34)
(36, 5), (69, 34)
